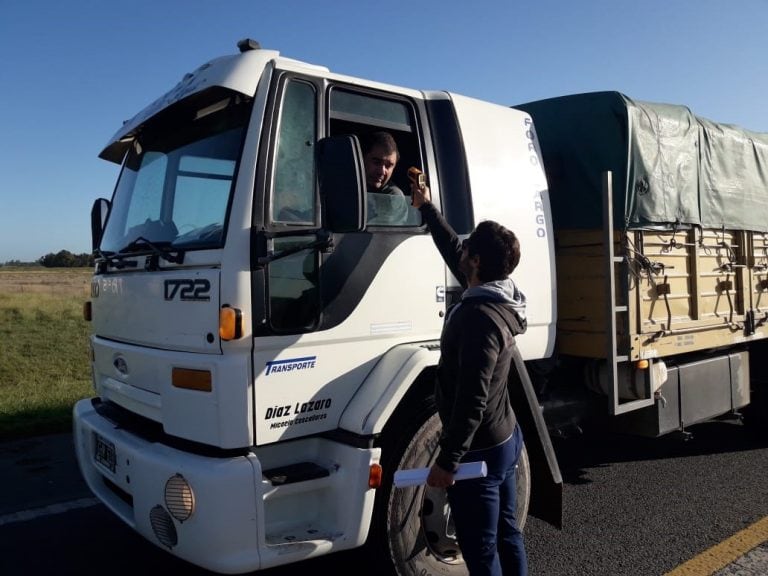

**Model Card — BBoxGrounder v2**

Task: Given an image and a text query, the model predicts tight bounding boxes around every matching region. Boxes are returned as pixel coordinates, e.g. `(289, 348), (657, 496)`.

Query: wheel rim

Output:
(417, 453), (529, 562)
(419, 485), (464, 564)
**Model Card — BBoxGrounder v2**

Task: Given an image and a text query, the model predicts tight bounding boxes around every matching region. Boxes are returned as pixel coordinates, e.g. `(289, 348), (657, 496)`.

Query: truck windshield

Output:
(100, 93), (251, 255)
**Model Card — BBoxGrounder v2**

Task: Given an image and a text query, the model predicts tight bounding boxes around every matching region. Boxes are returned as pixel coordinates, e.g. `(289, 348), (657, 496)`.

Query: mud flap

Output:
(508, 347), (563, 529)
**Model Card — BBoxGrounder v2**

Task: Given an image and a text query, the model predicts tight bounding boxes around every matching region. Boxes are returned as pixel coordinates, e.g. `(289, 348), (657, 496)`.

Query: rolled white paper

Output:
(393, 461), (487, 488)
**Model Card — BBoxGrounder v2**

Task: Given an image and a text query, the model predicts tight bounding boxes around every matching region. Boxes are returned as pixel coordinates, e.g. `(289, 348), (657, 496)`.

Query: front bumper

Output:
(73, 399), (378, 574)
(73, 399), (261, 573)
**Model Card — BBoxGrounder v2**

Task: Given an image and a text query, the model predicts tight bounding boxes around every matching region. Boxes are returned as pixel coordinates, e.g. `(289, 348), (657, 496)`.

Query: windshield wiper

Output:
(120, 236), (185, 264)
(94, 248), (138, 270)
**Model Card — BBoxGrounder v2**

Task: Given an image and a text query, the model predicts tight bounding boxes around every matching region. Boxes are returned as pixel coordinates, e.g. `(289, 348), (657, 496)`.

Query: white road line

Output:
(0, 497), (100, 527)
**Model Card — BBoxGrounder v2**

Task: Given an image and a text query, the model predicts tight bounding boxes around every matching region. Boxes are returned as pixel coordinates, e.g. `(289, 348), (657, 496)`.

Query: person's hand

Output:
(409, 176), (431, 208)
(408, 167), (430, 208)
(426, 462), (455, 488)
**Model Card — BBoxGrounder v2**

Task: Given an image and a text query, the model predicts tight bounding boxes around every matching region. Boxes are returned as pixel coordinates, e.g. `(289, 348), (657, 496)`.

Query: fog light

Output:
(149, 505), (177, 549)
(165, 474), (195, 522)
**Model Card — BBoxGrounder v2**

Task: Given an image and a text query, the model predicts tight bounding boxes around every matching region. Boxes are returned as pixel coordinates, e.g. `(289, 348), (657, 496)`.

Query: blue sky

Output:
(1, 0), (766, 263)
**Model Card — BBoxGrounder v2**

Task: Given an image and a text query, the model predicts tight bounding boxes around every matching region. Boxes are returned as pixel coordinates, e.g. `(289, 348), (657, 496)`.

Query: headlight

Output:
(165, 474), (195, 522)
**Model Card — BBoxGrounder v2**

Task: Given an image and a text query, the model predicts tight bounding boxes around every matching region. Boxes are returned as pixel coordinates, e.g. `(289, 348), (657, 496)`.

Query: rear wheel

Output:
(371, 409), (530, 576)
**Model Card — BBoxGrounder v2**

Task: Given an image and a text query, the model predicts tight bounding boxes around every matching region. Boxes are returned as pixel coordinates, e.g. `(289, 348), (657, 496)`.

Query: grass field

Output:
(0, 267), (93, 439)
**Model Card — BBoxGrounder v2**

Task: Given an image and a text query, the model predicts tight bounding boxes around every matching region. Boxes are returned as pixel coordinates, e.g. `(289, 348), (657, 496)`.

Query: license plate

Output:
(94, 432), (116, 473)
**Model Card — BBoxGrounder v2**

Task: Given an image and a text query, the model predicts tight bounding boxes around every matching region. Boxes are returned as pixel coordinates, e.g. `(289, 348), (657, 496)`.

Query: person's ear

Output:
(468, 255), (482, 284)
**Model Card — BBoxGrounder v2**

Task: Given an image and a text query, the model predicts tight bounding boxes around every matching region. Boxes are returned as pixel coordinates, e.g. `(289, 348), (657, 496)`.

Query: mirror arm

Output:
(257, 231), (333, 266)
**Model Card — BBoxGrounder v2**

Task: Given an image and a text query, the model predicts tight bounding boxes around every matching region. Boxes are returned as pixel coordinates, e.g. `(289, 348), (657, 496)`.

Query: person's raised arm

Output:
(409, 168), (467, 288)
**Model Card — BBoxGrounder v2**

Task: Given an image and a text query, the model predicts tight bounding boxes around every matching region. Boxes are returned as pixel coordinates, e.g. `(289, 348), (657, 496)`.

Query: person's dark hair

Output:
(360, 131), (399, 159)
(466, 220), (521, 282)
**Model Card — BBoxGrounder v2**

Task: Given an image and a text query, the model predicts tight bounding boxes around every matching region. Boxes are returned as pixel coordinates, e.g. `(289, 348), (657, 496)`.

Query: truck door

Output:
(251, 72), (444, 445)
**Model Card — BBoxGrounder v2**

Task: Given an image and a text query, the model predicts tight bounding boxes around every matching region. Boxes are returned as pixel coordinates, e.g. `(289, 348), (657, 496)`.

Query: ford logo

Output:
(114, 357), (129, 376)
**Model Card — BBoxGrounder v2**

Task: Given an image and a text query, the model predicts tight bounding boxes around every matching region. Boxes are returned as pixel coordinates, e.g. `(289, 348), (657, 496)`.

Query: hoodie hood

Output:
(463, 278), (527, 321)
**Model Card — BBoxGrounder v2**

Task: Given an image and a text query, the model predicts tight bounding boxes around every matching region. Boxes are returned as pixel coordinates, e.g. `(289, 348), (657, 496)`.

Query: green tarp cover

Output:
(515, 91), (768, 232)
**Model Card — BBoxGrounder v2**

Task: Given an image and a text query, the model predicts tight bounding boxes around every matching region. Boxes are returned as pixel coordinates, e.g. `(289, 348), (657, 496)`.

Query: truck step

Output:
(262, 462), (330, 485)
(265, 523), (341, 546)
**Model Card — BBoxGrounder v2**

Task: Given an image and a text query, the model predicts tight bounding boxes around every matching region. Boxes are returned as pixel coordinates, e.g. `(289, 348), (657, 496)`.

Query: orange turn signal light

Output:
(219, 306), (243, 341)
(636, 359), (650, 370)
(369, 463), (383, 489)
(172, 367), (212, 392)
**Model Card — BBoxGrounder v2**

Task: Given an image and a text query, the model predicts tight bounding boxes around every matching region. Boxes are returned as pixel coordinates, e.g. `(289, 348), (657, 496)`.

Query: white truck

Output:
(74, 39), (768, 575)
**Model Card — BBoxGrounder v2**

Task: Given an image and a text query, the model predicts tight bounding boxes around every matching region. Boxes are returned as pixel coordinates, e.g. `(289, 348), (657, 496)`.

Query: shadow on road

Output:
(551, 417), (767, 486)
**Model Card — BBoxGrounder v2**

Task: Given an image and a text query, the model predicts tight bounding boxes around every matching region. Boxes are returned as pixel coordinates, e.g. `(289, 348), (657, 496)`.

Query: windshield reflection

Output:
(99, 94), (250, 256)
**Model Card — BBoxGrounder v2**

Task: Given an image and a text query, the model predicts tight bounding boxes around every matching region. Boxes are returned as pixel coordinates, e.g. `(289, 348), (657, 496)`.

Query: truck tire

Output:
(372, 410), (531, 576)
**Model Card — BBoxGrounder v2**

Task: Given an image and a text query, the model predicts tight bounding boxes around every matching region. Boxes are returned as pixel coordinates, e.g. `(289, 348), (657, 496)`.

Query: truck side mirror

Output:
(316, 135), (366, 233)
(91, 198), (111, 251)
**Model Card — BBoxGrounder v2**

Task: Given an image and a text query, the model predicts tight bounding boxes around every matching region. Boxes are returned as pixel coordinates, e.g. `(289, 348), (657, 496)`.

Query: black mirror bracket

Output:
(256, 231), (333, 268)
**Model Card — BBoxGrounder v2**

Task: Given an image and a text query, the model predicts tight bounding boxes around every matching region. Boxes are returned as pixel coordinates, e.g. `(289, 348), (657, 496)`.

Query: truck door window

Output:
(329, 88), (422, 227)
(268, 78), (320, 332)
(268, 237), (318, 332)
(271, 80), (317, 224)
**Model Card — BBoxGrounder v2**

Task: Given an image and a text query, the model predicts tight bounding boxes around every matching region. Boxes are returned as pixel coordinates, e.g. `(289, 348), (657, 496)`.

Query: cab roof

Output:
(99, 41), (328, 163)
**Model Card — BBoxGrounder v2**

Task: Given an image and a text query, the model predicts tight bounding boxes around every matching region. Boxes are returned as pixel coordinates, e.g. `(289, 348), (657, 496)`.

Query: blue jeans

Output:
(446, 424), (527, 576)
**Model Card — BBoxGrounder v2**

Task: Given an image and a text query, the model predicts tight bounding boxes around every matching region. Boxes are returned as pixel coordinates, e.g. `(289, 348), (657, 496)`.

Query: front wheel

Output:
(372, 410), (531, 576)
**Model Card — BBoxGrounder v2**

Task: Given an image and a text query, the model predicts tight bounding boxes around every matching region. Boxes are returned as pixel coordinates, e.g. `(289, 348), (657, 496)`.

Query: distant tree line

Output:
(1, 250), (94, 268)
(38, 250), (94, 267)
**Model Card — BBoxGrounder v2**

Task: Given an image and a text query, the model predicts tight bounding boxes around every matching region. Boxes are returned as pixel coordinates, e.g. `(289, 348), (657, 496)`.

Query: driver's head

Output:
(362, 131), (399, 192)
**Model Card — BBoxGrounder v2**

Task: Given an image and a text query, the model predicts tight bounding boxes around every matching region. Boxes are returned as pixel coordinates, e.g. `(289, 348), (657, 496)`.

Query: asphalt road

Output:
(524, 418), (768, 575)
(2, 418), (767, 575)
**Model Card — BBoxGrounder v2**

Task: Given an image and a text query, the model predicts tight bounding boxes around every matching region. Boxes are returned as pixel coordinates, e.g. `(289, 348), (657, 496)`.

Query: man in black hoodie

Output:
(410, 175), (528, 576)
